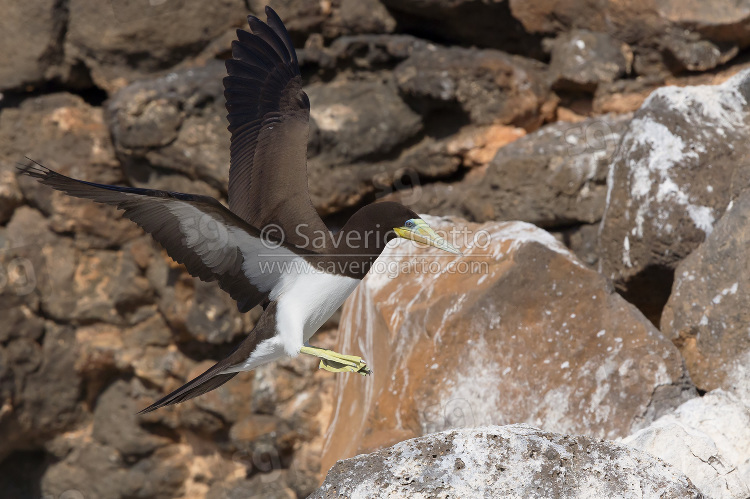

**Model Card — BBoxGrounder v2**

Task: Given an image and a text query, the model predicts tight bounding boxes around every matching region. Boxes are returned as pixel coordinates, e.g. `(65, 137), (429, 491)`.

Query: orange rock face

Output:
(321, 216), (695, 472)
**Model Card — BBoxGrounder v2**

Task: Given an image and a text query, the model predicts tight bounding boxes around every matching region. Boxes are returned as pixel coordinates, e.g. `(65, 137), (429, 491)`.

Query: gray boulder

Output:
(65, 0), (247, 91)
(312, 425), (704, 498)
(624, 390), (750, 499)
(598, 69), (750, 322)
(548, 30), (633, 92)
(0, 0), (66, 91)
(389, 113), (631, 228)
(394, 44), (552, 129)
(661, 189), (750, 397)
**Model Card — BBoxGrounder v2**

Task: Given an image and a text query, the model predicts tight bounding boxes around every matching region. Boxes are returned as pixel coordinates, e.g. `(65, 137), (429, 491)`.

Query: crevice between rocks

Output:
(616, 264), (675, 328)
(381, 0), (546, 61)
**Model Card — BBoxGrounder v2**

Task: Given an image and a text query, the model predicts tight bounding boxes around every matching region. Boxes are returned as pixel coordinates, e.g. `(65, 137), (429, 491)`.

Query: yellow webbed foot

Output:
(300, 346), (372, 376)
(319, 358), (372, 376)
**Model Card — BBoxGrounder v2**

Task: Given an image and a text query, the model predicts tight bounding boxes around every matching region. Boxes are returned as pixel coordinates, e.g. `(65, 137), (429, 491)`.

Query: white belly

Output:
(224, 262), (359, 373)
(226, 335), (287, 373)
(272, 258), (360, 356)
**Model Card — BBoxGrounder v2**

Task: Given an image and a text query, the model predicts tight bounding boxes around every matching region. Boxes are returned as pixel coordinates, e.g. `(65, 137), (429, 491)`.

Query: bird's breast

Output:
(272, 257), (361, 353)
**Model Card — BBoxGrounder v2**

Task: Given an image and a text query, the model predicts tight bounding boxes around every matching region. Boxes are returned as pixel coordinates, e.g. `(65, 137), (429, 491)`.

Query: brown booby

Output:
(19, 6), (462, 413)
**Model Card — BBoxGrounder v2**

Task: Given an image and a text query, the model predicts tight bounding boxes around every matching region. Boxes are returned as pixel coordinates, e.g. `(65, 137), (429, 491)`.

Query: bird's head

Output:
(341, 202), (462, 256)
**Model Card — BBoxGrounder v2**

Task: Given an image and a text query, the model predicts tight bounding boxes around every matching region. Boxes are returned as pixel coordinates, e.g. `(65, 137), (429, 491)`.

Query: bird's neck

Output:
(328, 225), (392, 257)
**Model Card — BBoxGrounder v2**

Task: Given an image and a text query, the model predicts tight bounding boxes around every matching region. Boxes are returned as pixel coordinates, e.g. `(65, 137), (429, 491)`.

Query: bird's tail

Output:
(137, 371), (238, 414)
(138, 302), (280, 414)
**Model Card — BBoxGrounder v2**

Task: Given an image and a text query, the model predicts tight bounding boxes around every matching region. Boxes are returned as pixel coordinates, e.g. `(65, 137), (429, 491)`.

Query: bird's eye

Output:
(405, 220), (415, 228)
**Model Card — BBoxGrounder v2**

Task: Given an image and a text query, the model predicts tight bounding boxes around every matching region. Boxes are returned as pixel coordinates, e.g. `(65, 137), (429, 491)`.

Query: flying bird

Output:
(19, 6), (462, 413)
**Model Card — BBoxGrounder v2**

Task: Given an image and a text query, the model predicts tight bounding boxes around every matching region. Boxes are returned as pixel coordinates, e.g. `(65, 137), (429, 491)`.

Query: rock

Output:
(251, 354), (321, 416)
(207, 471), (297, 499)
(339, 0), (396, 35)
(1, 93), (118, 173)
(121, 445), (190, 498)
(322, 216), (695, 471)
(106, 61), (231, 192)
(229, 414), (281, 446)
(248, 0), (330, 39)
(389, 114), (630, 228)
(2, 92), (135, 249)
(0, 165), (22, 224)
(107, 62), (423, 219)
(185, 280), (251, 344)
(308, 123), (523, 217)
(41, 246), (152, 325)
(0, 210), (47, 344)
(307, 78), (423, 164)
(321, 34), (429, 71)
(662, 27), (738, 73)
(41, 441), (129, 499)
(380, 0), (544, 57)
(394, 44), (553, 129)
(661, 191), (750, 396)
(146, 248), (256, 344)
(1, 94), (119, 184)
(657, 2), (750, 71)
(0, 323), (82, 461)
(0, 304), (44, 345)
(548, 30), (633, 92)
(0, 0), (66, 91)
(93, 380), (169, 457)
(74, 322), (126, 385)
(624, 390), (750, 498)
(41, 440), (190, 499)
(65, 0), (247, 91)
(598, 69), (750, 323)
(313, 425), (704, 498)
(2, 207), (57, 304)
(509, 0), (748, 76)
(191, 367), (255, 425)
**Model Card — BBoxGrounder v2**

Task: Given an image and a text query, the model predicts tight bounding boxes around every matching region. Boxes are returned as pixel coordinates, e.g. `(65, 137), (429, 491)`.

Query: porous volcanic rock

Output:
(393, 43), (553, 129)
(548, 30), (633, 92)
(4, 92), (137, 249)
(388, 113), (631, 228)
(313, 425), (704, 498)
(306, 78), (422, 164)
(106, 61), (230, 193)
(0, 0), (66, 91)
(321, 216), (695, 471)
(65, 0), (247, 91)
(509, 0), (746, 76)
(338, 0), (396, 36)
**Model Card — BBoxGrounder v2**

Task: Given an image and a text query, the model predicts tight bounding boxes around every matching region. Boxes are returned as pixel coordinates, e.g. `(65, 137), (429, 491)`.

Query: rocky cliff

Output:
(3, 1), (750, 498)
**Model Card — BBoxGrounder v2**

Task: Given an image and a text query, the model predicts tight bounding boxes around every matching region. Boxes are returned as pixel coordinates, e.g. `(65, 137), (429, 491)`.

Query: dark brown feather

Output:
(18, 160), (268, 313)
(224, 8), (329, 249)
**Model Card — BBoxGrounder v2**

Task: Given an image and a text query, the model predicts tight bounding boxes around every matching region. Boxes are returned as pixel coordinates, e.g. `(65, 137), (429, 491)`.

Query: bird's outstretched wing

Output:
(18, 160), (294, 313)
(225, 6), (329, 248)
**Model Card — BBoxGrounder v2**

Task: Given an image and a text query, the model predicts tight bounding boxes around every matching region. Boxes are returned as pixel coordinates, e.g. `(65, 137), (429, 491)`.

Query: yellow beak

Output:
(393, 219), (463, 255)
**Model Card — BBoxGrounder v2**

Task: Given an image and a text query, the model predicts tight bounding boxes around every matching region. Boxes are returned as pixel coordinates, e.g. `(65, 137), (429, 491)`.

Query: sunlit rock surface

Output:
(624, 390), (750, 499)
(661, 190), (750, 398)
(598, 69), (750, 323)
(322, 216), (695, 472)
(313, 425), (704, 499)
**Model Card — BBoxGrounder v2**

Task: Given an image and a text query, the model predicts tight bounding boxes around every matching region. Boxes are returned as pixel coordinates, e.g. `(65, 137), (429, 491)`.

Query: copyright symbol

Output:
(260, 224), (285, 249)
